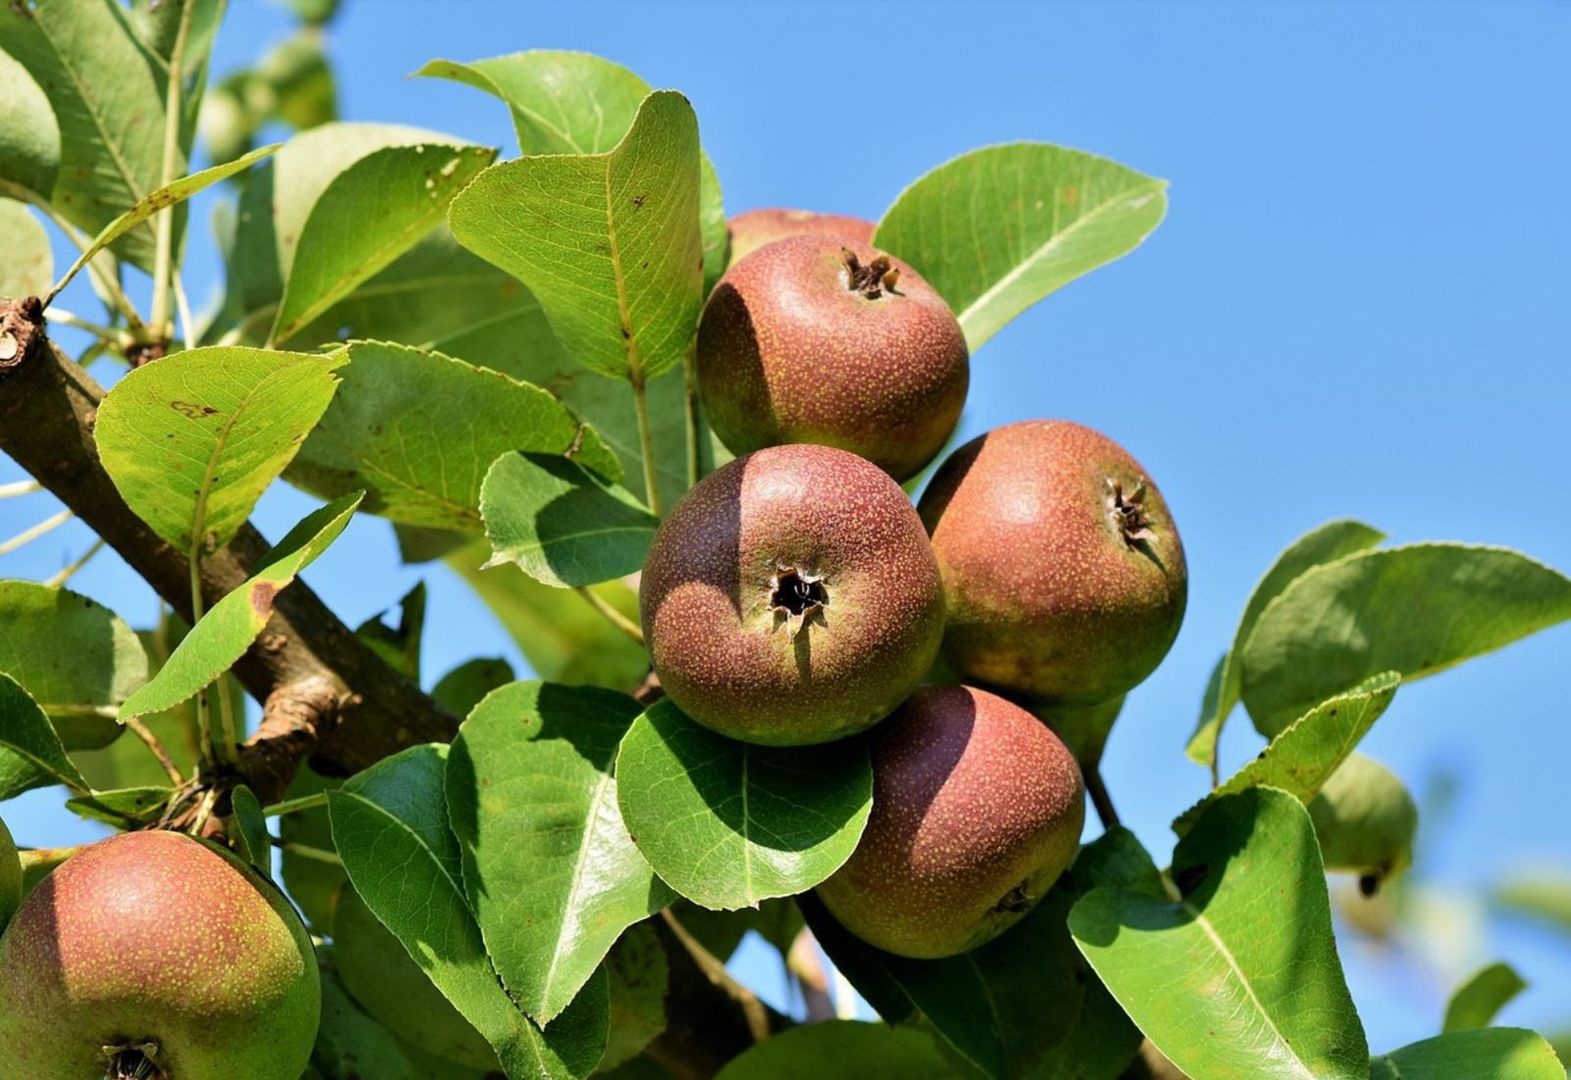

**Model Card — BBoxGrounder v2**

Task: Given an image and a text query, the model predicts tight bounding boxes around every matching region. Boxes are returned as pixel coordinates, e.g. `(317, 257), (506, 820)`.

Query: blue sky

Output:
(3, 0), (1569, 1056)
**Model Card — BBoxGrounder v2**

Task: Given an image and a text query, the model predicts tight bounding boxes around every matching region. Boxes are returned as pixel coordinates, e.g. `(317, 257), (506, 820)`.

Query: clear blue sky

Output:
(3, 0), (1569, 1056)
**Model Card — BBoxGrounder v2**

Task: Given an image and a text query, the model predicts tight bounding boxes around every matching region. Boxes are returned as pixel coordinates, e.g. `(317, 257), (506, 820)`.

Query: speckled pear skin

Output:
(0, 830), (320, 1080)
(697, 234), (970, 482)
(641, 444), (945, 746)
(919, 420), (1187, 705)
(725, 207), (876, 265)
(817, 685), (1085, 958)
(332, 884), (499, 1071)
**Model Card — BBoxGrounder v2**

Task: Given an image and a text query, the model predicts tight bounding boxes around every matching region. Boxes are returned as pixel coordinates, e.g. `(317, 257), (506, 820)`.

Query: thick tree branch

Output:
(0, 301), (454, 801)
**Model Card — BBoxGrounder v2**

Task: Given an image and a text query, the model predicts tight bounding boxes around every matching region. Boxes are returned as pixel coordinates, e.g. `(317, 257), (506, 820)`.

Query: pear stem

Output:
(1085, 763), (1121, 830)
(575, 586), (644, 645)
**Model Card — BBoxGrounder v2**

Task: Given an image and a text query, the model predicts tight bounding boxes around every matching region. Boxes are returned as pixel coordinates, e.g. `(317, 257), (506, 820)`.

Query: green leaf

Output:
(416, 51), (727, 294)
(228, 783), (273, 877)
(430, 657), (515, 719)
(1071, 788), (1368, 1080)
(64, 785), (172, 827)
(52, 144), (280, 301)
(0, 673), (89, 800)
(271, 143), (497, 344)
(328, 744), (609, 1080)
(288, 340), (620, 532)
(355, 581), (426, 681)
(1308, 753), (1417, 883)
(617, 700), (872, 911)
(0, 0), (171, 268)
(873, 143), (1167, 351)
(715, 1022), (957, 1080)
(481, 452), (658, 588)
(314, 961), (493, 1080)
(448, 90), (703, 383)
(601, 922), (669, 1071)
(1186, 520), (1386, 767)
(95, 345), (346, 551)
(0, 580), (147, 749)
(278, 763), (345, 933)
(0, 200), (51, 299)
(446, 681), (672, 1024)
(446, 544), (648, 689)
(118, 493), (363, 722)
(1495, 872), (1571, 936)
(0, 48), (59, 200)
(1240, 544), (1571, 738)
(1369, 1028), (1565, 1080)
(1174, 671), (1401, 835)
(1444, 962), (1528, 1033)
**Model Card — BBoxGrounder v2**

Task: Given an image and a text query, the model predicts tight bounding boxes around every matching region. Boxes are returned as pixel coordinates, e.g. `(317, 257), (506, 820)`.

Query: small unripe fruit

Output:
(817, 685), (1085, 958)
(1309, 753), (1417, 894)
(333, 884), (498, 1071)
(697, 235), (970, 482)
(919, 420), (1186, 705)
(641, 444), (945, 745)
(726, 207), (876, 265)
(0, 831), (320, 1080)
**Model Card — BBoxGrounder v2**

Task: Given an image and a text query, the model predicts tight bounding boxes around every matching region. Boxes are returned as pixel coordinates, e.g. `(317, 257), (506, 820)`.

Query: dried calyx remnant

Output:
(993, 880), (1033, 914)
(1105, 477), (1156, 547)
(769, 566), (828, 634)
(106, 1043), (163, 1080)
(842, 249), (901, 299)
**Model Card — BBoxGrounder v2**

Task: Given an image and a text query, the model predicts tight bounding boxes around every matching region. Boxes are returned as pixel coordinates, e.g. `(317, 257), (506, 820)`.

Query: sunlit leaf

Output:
(1444, 961), (1528, 1033)
(1369, 1028), (1564, 1080)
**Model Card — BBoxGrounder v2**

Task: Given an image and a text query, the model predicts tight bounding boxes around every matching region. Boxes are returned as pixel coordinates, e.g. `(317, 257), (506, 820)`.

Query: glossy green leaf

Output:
(446, 545), (648, 690)
(328, 745), (610, 1079)
(601, 922), (669, 1071)
(716, 1022), (957, 1080)
(63, 785), (172, 828)
(1186, 520), (1385, 767)
(1240, 544), (1571, 737)
(481, 452), (658, 588)
(0, 48), (59, 201)
(416, 50), (727, 292)
(0, 200), (50, 300)
(52, 145), (280, 300)
(95, 345), (345, 551)
(314, 961), (492, 1080)
(617, 700), (872, 911)
(447, 681), (671, 1024)
(431, 657), (515, 718)
(119, 494), (363, 722)
(0, 580), (147, 749)
(1071, 788), (1367, 1080)
(1369, 1028), (1565, 1080)
(289, 340), (619, 532)
(874, 143), (1167, 351)
(271, 143), (496, 344)
(1175, 671), (1400, 835)
(0, 0), (170, 268)
(228, 784), (273, 877)
(448, 90), (703, 383)
(0, 673), (88, 800)
(1308, 753), (1417, 884)
(1444, 961), (1528, 1033)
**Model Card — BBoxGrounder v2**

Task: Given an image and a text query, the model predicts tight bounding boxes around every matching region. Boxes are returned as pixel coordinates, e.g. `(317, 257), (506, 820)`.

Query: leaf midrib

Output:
(535, 769), (616, 1016)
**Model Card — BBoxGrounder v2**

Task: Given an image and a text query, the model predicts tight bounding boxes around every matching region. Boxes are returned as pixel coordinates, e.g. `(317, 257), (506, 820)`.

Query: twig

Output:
(660, 908), (771, 1042)
(172, 270), (196, 351)
(0, 509), (72, 557)
(575, 586), (645, 645)
(188, 785), (220, 837)
(0, 479), (41, 499)
(45, 538), (105, 588)
(1085, 763), (1121, 831)
(148, 0), (197, 339)
(126, 716), (184, 786)
(682, 349), (702, 489)
(263, 791), (329, 818)
(213, 680), (241, 767)
(273, 839), (343, 866)
(631, 375), (664, 517)
(787, 929), (835, 1022)
(37, 308), (134, 350)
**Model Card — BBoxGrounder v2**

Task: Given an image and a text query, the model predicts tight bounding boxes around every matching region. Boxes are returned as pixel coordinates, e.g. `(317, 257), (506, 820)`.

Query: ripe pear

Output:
(726, 207), (876, 265)
(817, 685), (1085, 958)
(919, 420), (1186, 705)
(0, 830), (319, 1080)
(697, 235), (970, 482)
(0, 817), (19, 932)
(641, 444), (945, 745)
(332, 883), (499, 1071)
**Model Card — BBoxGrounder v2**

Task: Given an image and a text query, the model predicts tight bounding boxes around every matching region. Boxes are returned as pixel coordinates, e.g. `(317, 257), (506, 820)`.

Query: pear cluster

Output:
(642, 210), (1189, 958)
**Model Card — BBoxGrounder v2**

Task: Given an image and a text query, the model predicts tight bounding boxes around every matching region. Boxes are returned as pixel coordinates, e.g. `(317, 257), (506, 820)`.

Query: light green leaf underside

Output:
(118, 493), (362, 722)
(874, 142), (1167, 351)
(481, 451), (658, 588)
(327, 744), (609, 1080)
(1175, 671), (1400, 834)
(615, 699), (872, 911)
(95, 345), (345, 551)
(1071, 788), (1368, 1080)
(0, 200), (51, 299)
(270, 142), (496, 344)
(447, 681), (671, 1024)
(288, 340), (619, 532)
(1240, 543), (1571, 738)
(1443, 961), (1528, 1033)
(0, 47), (60, 200)
(1369, 1028), (1565, 1080)
(0, 672), (88, 801)
(448, 90), (703, 383)
(1186, 520), (1385, 767)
